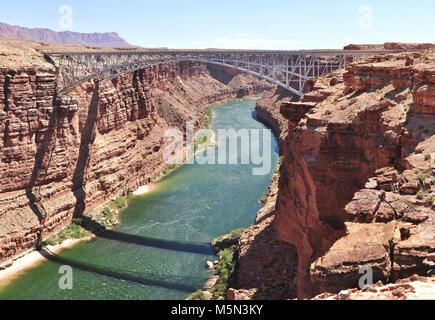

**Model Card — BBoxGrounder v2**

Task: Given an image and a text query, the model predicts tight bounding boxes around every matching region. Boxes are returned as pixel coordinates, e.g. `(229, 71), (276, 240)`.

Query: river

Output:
(0, 99), (279, 300)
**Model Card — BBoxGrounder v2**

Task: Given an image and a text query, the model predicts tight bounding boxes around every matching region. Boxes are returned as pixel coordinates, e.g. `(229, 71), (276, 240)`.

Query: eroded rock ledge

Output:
(0, 42), (272, 267)
(232, 50), (435, 300)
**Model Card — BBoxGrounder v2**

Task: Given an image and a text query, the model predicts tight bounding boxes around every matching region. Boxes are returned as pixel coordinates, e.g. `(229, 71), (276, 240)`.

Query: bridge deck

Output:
(44, 49), (402, 96)
(45, 49), (399, 56)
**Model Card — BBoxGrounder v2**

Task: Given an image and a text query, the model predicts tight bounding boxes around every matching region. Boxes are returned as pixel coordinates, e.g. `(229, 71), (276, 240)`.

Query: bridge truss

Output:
(45, 49), (396, 97)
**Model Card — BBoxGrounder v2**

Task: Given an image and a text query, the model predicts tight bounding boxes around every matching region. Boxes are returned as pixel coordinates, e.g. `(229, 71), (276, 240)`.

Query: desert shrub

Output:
(188, 290), (206, 300)
(260, 193), (268, 206)
(230, 228), (245, 238)
(211, 245), (237, 300)
(111, 196), (127, 210)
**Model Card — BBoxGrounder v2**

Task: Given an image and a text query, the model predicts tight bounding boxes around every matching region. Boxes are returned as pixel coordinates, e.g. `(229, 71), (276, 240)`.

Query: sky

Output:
(0, 0), (433, 50)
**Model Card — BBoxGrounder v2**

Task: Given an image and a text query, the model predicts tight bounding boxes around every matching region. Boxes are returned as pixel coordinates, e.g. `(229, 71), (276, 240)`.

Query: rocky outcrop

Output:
(383, 43), (434, 51)
(310, 221), (398, 294)
(314, 275), (435, 300)
(280, 102), (316, 133)
(0, 22), (132, 47)
(0, 43), (272, 267)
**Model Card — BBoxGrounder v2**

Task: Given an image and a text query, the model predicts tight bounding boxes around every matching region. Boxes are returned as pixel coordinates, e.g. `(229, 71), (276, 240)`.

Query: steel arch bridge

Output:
(45, 49), (396, 97)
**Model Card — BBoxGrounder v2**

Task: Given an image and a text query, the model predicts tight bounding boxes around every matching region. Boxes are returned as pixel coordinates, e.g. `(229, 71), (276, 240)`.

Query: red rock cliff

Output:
(233, 51), (435, 300)
(276, 51), (435, 298)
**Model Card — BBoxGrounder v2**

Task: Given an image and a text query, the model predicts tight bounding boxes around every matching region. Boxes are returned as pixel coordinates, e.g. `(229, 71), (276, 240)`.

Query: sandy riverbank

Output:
(0, 236), (95, 288)
(132, 184), (154, 196)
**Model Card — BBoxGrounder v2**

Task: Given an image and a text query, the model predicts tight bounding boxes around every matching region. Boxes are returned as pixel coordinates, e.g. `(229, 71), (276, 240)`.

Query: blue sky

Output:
(0, 0), (433, 49)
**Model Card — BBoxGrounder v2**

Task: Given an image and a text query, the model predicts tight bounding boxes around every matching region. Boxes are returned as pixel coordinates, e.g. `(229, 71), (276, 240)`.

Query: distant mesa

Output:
(0, 21), (134, 47)
(344, 42), (434, 51)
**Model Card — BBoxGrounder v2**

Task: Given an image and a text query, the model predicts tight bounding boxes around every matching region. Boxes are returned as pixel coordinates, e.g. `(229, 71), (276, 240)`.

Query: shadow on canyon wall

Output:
(279, 87), (300, 103)
(72, 85), (100, 218)
(236, 221), (298, 300)
(26, 83), (101, 250)
(25, 94), (60, 249)
(251, 109), (280, 155)
(40, 247), (205, 293)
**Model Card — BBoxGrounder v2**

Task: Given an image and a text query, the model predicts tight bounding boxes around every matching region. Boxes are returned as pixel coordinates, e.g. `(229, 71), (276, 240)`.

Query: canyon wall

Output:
(254, 87), (296, 154)
(233, 50), (435, 299)
(0, 45), (272, 267)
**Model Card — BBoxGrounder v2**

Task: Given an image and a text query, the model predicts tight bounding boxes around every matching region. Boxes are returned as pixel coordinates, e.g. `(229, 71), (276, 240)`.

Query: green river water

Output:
(0, 99), (279, 300)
